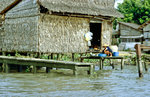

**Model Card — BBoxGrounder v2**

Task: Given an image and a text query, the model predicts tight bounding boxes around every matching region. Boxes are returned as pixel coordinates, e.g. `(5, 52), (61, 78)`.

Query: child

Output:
(102, 44), (112, 57)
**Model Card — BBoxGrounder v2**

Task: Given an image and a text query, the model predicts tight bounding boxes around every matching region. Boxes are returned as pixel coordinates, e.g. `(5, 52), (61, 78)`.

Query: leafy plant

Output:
(117, 0), (150, 25)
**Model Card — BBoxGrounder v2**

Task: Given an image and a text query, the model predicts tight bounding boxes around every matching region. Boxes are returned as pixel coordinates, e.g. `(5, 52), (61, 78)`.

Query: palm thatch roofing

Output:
(0, 0), (21, 15)
(38, 0), (123, 18)
(119, 22), (141, 31)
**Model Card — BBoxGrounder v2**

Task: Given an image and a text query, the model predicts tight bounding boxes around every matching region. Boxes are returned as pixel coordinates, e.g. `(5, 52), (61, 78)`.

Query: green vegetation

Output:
(117, 0), (150, 24)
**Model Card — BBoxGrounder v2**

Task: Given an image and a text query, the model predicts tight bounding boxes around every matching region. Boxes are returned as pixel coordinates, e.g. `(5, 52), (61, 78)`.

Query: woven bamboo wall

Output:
(101, 20), (112, 46)
(3, 16), (39, 52)
(38, 14), (89, 53)
(2, 0), (39, 52)
(0, 15), (4, 51)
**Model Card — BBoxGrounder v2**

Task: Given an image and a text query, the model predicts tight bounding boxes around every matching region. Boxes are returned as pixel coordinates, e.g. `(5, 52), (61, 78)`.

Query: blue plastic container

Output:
(113, 52), (119, 56)
(98, 53), (107, 57)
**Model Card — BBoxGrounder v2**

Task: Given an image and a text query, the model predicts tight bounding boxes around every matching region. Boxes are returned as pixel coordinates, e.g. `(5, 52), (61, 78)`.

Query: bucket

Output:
(98, 53), (107, 57)
(110, 45), (118, 52)
(113, 52), (119, 56)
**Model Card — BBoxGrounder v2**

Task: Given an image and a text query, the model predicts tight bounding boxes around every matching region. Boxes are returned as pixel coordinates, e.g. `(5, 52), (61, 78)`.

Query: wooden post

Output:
(135, 44), (143, 77)
(79, 53), (83, 61)
(33, 65), (37, 74)
(144, 62), (148, 72)
(57, 54), (59, 60)
(80, 57), (84, 62)
(73, 66), (77, 75)
(99, 59), (103, 70)
(46, 53), (53, 72)
(110, 59), (114, 69)
(51, 53), (54, 59)
(102, 59), (104, 69)
(89, 65), (94, 75)
(46, 67), (50, 73)
(2, 52), (6, 72)
(72, 53), (75, 61)
(121, 59), (124, 70)
(4, 63), (10, 73)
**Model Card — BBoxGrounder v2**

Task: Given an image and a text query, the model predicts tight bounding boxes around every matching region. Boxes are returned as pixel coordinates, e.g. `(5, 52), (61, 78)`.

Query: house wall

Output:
(119, 24), (142, 51)
(143, 24), (150, 39)
(120, 24), (141, 36)
(0, 15), (4, 51)
(101, 20), (112, 46)
(119, 42), (141, 51)
(3, 0), (39, 52)
(143, 24), (150, 32)
(38, 14), (89, 53)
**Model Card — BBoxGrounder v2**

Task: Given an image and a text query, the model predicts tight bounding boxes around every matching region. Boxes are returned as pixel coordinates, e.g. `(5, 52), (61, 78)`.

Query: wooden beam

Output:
(0, 0), (22, 15)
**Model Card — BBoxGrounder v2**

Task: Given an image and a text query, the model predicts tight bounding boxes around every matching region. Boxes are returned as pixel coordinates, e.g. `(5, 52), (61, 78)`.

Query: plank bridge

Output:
(0, 56), (94, 75)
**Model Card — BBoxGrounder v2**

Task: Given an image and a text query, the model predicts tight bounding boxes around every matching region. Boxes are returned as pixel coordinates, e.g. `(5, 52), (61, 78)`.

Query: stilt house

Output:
(118, 22), (143, 50)
(1, 0), (123, 53)
(138, 20), (150, 50)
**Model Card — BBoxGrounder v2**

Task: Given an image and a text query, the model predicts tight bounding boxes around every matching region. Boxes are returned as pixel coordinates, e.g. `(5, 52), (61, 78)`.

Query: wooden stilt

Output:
(46, 67), (50, 73)
(72, 53), (75, 61)
(73, 66), (77, 75)
(110, 59), (114, 69)
(89, 64), (94, 75)
(57, 54), (59, 60)
(121, 59), (124, 70)
(102, 59), (104, 69)
(51, 53), (54, 59)
(135, 44), (143, 77)
(33, 65), (37, 74)
(47, 53), (53, 70)
(2, 52), (6, 72)
(144, 62), (148, 72)
(4, 63), (9, 73)
(99, 59), (103, 70)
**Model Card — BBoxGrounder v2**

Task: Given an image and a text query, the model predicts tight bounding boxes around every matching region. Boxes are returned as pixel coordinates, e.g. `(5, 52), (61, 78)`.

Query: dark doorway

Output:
(90, 23), (102, 49)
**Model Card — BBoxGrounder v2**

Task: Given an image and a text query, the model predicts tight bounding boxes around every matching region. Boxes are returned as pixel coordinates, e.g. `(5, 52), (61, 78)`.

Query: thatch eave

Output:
(38, 0), (124, 18)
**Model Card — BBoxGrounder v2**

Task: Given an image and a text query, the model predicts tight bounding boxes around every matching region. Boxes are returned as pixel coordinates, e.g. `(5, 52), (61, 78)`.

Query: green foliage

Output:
(117, 0), (150, 24)
(15, 51), (22, 57)
(25, 66), (30, 72)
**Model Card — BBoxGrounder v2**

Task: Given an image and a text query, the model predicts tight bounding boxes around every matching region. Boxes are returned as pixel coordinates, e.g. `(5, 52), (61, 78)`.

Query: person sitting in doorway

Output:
(102, 44), (112, 57)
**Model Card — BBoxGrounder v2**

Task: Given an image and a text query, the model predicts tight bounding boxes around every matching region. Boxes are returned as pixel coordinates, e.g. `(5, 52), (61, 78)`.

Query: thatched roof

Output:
(119, 22), (141, 30)
(0, 0), (21, 14)
(38, 0), (123, 18)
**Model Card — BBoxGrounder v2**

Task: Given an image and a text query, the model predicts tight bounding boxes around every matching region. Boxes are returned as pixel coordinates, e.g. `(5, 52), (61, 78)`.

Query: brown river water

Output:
(0, 65), (150, 97)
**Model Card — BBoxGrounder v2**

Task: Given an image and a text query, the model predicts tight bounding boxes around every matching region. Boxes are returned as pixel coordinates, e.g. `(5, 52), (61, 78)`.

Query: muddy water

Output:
(0, 65), (150, 97)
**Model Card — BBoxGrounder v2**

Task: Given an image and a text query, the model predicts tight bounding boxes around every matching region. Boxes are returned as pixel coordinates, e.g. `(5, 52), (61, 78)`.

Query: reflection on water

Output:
(0, 65), (150, 97)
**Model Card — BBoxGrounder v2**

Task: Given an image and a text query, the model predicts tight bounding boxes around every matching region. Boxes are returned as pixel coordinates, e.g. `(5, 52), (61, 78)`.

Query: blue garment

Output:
(102, 46), (112, 53)
(107, 46), (112, 52)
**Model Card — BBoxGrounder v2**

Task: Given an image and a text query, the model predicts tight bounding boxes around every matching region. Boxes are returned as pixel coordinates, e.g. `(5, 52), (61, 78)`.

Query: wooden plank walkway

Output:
(0, 56), (94, 75)
(80, 56), (124, 70)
